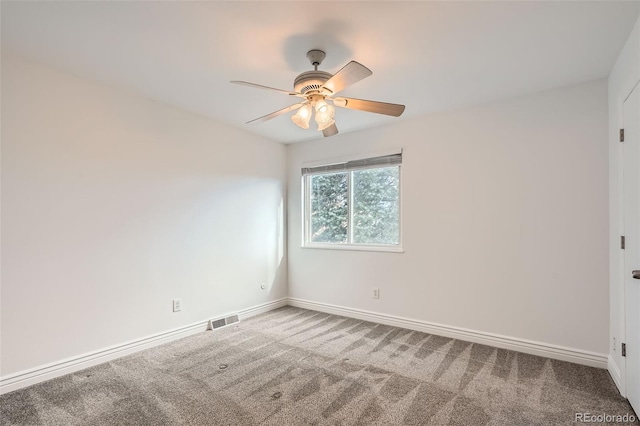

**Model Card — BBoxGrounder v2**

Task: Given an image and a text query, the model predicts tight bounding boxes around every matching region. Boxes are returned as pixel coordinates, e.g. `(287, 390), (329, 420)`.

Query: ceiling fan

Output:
(231, 50), (406, 138)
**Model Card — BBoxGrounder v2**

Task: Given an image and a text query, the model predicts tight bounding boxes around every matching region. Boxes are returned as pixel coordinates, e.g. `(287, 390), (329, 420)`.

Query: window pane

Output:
(352, 167), (400, 244)
(310, 172), (348, 243)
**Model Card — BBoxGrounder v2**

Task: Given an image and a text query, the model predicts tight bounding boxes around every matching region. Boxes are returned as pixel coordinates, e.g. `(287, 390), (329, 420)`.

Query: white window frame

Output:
(302, 151), (403, 253)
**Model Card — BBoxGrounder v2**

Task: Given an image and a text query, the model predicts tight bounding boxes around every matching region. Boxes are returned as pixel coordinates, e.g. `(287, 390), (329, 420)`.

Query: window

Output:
(302, 153), (402, 251)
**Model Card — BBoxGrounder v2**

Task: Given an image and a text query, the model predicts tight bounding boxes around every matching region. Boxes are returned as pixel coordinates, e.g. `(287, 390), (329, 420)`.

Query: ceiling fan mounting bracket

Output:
(306, 49), (326, 69)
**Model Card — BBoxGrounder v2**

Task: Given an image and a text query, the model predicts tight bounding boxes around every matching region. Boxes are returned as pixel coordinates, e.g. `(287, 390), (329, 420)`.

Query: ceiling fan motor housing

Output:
(294, 70), (332, 95)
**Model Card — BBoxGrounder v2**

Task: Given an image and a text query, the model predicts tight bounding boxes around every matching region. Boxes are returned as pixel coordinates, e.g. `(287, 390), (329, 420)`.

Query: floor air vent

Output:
(208, 314), (239, 330)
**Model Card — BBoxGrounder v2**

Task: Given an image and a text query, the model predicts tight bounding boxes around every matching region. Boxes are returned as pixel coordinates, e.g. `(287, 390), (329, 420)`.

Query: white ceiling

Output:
(2, 1), (638, 144)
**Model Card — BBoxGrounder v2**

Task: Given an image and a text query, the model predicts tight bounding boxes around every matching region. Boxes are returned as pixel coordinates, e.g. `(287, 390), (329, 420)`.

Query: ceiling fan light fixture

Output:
(291, 104), (312, 129)
(315, 99), (332, 114)
(315, 100), (335, 131)
(317, 118), (335, 132)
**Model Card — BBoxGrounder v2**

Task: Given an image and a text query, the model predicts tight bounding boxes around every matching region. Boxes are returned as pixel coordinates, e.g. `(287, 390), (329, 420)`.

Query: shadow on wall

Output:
(142, 177), (287, 311)
(265, 197), (286, 295)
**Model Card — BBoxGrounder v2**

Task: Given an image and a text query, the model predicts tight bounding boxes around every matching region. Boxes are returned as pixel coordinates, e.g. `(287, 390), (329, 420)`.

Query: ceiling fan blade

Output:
(231, 81), (303, 97)
(246, 103), (303, 124)
(321, 61), (372, 95)
(333, 97), (405, 117)
(322, 123), (339, 138)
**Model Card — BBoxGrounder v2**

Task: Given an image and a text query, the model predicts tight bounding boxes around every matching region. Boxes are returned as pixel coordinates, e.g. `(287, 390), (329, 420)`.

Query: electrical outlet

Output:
(173, 299), (182, 312)
(372, 288), (380, 299)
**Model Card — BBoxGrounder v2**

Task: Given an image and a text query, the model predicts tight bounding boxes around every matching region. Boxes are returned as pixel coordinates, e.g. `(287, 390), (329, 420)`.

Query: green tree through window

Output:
(352, 167), (399, 244)
(306, 162), (401, 247)
(310, 172), (348, 243)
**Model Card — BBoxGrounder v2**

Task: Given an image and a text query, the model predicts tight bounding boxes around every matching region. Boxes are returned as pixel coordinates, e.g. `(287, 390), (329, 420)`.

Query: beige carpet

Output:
(1, 306), (637, 425)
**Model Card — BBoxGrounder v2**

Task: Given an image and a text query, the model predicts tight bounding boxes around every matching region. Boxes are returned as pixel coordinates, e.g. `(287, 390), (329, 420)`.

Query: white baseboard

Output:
(287, 298), (608, 369)
(1, 296), (607, 396)
(0, 298), (287, 395)
(239, 297), (288, 319)
(608, 355), (625, 396)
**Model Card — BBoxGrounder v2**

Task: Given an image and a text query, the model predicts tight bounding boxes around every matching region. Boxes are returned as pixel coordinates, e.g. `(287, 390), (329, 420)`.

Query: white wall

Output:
(0, 49), (614, 390)
(608, 16), (640, 394)
(1, 54), (287, 378)
(287, 80), (609, 357)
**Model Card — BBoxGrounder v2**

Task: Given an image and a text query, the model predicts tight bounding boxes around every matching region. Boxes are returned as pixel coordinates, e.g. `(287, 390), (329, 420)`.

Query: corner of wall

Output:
(609, 355), (625, 397)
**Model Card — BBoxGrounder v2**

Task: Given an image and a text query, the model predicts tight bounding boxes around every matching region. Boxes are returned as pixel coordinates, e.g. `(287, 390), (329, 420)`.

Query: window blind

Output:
(301, 153), (402, 176)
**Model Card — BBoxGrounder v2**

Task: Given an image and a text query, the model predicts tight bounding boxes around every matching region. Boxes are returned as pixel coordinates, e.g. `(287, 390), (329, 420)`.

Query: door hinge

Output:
(620, 129), (625, 142)
(622, 343), (626, 357)
(621, 235), (626, 249)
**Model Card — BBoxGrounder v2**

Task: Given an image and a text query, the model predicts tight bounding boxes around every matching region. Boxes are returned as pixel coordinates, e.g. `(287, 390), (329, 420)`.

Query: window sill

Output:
(301, 243), (404, 253)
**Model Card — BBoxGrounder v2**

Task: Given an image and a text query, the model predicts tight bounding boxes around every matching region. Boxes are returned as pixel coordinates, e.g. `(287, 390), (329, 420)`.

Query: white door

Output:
(624, 83), (640, 414)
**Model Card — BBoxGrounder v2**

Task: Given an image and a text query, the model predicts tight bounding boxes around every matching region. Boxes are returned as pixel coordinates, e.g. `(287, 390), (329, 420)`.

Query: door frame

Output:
(618, 79), (640, 399)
